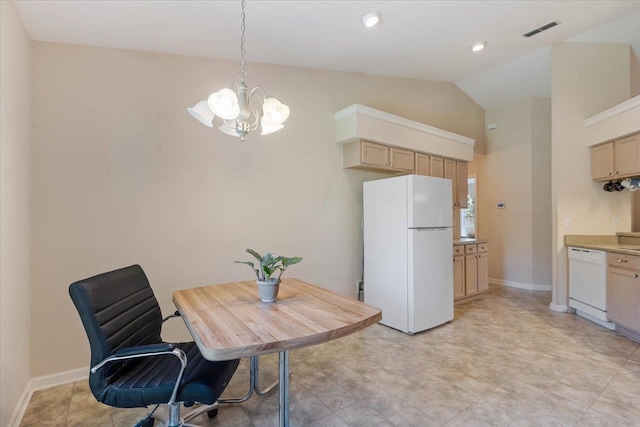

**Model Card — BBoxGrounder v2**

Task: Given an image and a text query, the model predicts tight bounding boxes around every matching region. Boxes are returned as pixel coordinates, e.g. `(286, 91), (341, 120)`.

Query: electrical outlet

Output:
(613, 218), (620, 228)
(564, 217), (572, 227)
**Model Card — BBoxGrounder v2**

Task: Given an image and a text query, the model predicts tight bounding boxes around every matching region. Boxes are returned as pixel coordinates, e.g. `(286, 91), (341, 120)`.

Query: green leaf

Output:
(280, 257), (303, 268)
(262, 252), (275, 264)
(234, 260), (255, 269)
(246, 249), (263, 262)
(263, 265), (273, 277)
(234, 261), (260, 280)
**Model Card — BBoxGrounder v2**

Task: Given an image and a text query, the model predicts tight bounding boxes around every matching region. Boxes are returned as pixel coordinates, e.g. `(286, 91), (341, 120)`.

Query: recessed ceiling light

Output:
(361, 12), (381, 28)
(471, 41), (486, 52)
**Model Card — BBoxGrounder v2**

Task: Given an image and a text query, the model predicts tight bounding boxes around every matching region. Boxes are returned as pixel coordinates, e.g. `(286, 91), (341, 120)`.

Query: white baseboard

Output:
(8, 367), (88, 427)
(490, 278), (552, 291)
(29, 367), (87, 392)
(549, 303), (568, 312)
(8, 386), (32, 427)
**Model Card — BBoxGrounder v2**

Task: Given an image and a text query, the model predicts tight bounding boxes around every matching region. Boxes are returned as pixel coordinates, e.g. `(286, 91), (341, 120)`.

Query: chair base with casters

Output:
(69, 265), (240, 427)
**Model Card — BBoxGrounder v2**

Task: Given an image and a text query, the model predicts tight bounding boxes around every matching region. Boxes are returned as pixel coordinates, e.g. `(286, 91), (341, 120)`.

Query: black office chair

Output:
(69, 264), (240, 427)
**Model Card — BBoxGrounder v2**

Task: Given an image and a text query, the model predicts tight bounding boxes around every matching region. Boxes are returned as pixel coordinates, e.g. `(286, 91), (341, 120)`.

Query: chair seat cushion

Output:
(95, 342), (239, 408)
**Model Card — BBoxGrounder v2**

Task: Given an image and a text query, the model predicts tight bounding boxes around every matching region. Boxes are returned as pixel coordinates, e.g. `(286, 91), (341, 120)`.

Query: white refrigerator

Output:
(363, 174), (453, 334)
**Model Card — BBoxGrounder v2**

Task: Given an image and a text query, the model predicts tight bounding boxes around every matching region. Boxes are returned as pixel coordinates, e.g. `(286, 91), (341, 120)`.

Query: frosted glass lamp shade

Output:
(208, 88), (240, 120)
(187, 100), (215, 127)
(262, 98), (290, 125)
(219, 124), (240, 137)
(260, 116), (284, 135)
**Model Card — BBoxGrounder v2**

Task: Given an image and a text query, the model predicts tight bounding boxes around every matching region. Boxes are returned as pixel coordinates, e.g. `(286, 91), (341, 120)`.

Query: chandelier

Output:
(187, 0), (290, 141)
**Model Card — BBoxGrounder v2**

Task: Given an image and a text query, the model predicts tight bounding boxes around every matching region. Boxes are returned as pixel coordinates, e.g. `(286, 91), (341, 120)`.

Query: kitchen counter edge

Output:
(565, 235), (640, 256)
(453, 238), (489, 245)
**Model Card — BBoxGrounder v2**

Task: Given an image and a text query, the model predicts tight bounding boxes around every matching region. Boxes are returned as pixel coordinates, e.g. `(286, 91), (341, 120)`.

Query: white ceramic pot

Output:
(256, 279), (280, 303)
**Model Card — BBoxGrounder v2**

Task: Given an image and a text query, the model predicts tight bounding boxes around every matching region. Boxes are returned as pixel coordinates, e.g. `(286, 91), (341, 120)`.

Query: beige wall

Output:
(0, 1), (32, 425)
(30, 42), (485, 377)
(469, 97), (551, 288)
(551, 42), (631, 308)
(531, 98), (552, 287)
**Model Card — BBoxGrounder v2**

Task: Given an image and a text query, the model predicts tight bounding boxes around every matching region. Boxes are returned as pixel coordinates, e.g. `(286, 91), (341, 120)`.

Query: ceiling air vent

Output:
(523, 21), (560, 38)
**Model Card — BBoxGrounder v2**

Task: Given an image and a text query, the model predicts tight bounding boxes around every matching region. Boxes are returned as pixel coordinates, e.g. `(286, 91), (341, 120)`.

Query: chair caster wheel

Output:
(207, 408), (219, 418)
(140, 418), (154, 427)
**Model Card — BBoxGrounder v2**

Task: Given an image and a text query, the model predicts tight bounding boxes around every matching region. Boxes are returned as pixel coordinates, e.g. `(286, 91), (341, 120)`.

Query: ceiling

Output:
(14, 1), (640, 109)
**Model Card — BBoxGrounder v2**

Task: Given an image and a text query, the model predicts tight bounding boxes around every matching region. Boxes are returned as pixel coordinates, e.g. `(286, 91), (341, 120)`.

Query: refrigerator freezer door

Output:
(407, 175), (453, 229)
(408, 227), (454, 333)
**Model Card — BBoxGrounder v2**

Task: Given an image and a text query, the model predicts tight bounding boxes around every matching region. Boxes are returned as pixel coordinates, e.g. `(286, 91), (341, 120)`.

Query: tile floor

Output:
(20, 285), (640, 426)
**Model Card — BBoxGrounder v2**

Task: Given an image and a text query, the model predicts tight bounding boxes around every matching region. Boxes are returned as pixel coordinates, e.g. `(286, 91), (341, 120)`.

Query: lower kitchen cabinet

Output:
(608, 258), (640, 333)
(477, 252), (489, 292)
(454, 241), (489, 301)
(453, 250), (465, 299)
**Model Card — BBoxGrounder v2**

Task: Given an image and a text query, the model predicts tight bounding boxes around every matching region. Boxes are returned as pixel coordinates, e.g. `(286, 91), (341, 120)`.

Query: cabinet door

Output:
(390, 147), (415, 172)
(607, 267), (640, 332)
(477, 252), (489, 292)
(465, 253), (478, 296)
(415, 153), (430, 176)
(615, 134), (640, 178)
(431, 156), (444, 178)
(453, 255), (465, 300)
(361, 141), (389, 168)
(444, 159), (457, 207)
(456, 162), (468, 208)
(591, 142), (614, 181)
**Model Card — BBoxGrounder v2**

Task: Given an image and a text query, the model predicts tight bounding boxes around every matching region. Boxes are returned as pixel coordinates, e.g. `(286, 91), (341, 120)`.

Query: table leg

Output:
(278, 351), (290, 427)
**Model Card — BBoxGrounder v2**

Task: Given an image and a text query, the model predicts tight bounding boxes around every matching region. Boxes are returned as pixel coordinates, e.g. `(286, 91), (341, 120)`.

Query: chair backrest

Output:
(69, 265), (163, 397)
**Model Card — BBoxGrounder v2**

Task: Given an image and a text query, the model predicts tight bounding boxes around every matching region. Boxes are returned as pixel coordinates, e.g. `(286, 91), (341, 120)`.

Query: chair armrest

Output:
(114, 343), (175, 357)
(163, 310), (181, 323)
(91, 345), (188, 406)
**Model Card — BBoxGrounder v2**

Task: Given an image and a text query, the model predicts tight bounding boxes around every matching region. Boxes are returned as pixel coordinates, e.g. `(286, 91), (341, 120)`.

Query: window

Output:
(460, 175), (476, 238)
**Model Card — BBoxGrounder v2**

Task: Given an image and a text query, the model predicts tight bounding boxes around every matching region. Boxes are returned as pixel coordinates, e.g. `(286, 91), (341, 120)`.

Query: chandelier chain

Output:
(239, 0), (247, 83)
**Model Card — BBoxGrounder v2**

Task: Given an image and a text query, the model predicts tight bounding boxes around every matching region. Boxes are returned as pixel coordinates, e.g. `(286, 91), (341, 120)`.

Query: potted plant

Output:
(235, 249), (303, 302)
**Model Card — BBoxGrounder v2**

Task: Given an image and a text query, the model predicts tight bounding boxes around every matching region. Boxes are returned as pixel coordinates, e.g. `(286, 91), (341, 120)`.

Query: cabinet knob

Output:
(386, 162), (391, 166)
(635, 274), (638, 278)
(392, 163), (396, 167)
(608, 172), (612, 176)
(615, 171), (619, 175)
(617, 259), (628, 263)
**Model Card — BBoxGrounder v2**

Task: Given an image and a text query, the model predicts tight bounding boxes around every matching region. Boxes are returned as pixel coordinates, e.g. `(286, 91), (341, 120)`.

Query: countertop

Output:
(453, 238), (488, 245)
(565, 234), (640, 256)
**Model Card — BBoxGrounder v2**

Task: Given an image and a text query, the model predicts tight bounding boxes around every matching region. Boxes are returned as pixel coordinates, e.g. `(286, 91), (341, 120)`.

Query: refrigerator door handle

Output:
(414, 227), (451, 231)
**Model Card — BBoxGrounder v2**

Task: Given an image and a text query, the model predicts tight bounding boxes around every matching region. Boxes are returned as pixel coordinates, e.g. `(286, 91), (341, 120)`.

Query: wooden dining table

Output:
(172, 277), (382, 427)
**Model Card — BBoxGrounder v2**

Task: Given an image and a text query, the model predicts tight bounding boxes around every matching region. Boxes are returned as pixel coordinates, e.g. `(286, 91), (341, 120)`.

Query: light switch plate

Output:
(613, 218), (620, 228)
(564, 218), (572, 227)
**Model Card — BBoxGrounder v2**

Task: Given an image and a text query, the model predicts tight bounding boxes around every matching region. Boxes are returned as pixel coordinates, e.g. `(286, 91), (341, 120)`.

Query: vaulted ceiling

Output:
(14, 1), (640, 109)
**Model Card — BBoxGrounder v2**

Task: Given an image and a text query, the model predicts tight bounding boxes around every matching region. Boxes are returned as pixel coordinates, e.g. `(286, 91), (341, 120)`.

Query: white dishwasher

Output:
(568, 247), (614, 329)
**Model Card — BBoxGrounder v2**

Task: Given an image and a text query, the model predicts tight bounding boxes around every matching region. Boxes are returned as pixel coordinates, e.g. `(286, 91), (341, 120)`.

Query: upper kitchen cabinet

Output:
(591, 142), (614, 180)
(343, 140), (415, 173)
(586, 95), (640, 181)
(335, 104), (475, 174)
(430, 156), (444, 178)
(444, 159), (468, 208)
(456, 162), (468, 208)
(590, 133), (640, 181)
(415, 153), (430, 176)
(615, 134), (640, 177)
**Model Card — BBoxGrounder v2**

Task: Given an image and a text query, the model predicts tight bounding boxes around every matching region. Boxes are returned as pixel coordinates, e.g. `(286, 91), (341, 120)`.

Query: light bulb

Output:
(262, 98), (290, 125)
(471, 42), (485, 52)
(361, 12), (380, 28)
(208, 88), (240, 120)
